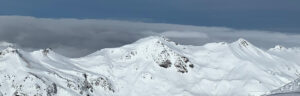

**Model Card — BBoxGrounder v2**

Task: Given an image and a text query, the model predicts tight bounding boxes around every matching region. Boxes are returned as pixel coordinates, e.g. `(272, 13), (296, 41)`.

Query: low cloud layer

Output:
(0, 16), (299, 57)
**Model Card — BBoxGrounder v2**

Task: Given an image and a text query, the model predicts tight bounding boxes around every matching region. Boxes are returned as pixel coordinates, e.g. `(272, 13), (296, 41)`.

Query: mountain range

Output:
(0, 36), (300, 96)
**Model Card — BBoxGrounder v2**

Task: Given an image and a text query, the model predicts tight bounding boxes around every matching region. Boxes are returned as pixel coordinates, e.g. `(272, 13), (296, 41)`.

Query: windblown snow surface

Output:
(0, 37), (300, 96)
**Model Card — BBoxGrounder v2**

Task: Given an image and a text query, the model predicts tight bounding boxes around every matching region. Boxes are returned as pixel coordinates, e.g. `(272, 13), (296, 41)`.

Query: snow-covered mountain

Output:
(0, 36), (300, 96)
(269, 77), (300, 95)
(266, 47), (300, 96)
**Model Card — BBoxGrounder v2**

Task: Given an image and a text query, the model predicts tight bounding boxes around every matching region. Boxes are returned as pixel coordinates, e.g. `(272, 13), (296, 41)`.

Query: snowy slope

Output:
(1, 36), (300, 96)
(0, 48), (114, 96)
(269, 77), (300, 95)
(266, 47), (300, 95)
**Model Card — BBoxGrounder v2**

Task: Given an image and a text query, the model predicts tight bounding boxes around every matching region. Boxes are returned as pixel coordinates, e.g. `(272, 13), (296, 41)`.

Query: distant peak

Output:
(274, 45), (286, 50)
(269, 45), (287, 51)
(2, 47), (17, 52)
(234, 38), (252, 47)
(237, 38), (249, 44)
(0, 47), (18, 56)
(42, 48), (53, 55)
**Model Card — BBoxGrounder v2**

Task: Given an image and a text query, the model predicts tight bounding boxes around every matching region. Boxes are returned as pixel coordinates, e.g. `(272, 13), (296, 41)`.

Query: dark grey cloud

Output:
(0, 16), (299, 57)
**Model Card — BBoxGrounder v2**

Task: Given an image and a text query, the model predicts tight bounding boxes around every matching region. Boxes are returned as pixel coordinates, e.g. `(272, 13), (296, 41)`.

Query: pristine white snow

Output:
(0, 36), (300, 96)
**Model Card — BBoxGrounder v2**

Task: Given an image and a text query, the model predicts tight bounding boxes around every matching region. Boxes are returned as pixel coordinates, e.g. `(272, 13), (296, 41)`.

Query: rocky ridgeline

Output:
(0, 49), (115, 96)
(143, 38), (194, 73)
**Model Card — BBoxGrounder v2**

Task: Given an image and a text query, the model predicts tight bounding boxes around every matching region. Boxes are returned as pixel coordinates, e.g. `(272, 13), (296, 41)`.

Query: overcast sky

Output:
(0, 16), (299, 57)
(1, 0), (300, 32)
(0, 0), (299, 57)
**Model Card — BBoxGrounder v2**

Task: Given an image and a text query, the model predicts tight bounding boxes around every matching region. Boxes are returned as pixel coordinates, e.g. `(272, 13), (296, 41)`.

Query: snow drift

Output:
(0, 36), (300, 96)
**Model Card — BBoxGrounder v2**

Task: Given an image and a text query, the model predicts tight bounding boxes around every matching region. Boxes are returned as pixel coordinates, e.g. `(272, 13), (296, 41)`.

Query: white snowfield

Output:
(0, 36), (300, 96)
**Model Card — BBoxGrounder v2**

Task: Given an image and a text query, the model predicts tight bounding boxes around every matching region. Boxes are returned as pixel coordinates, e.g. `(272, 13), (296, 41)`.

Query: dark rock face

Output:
(152, 40), (193, 73)
(1, 73), (57, 96)
(189, 64), (194, 68)
(80, 73), (94, 95)
(90, 77), (115, 92)
(0, 71), (115, 96)
(159, 60), (172, 68)
(42, 48), (52, 56)
(174, 57), (188, 73)
(47, 83), (57, 96)
(79, 73), (115, 96)
(239, 39), (250, 47)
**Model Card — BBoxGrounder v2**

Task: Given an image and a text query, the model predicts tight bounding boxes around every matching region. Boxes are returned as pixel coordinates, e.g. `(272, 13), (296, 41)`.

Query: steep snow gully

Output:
(0, 36), (300, 96)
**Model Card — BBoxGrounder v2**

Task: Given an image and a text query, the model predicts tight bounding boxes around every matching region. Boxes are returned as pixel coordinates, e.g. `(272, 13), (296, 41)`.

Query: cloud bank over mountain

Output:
(0, 16), (299, 57)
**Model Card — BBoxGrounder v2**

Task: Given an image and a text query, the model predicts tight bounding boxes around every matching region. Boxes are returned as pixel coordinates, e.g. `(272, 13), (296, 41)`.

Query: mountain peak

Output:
(238, 38), (250, 46)
(232, 38), (253, 47)
(274, 45), (286, 50)
(229, 38), (270, 57)
(118, 36), (192, 73)
(268, 45), (289, 52)
(41, 48), (53, 56)
(0, 47), (18, 56)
